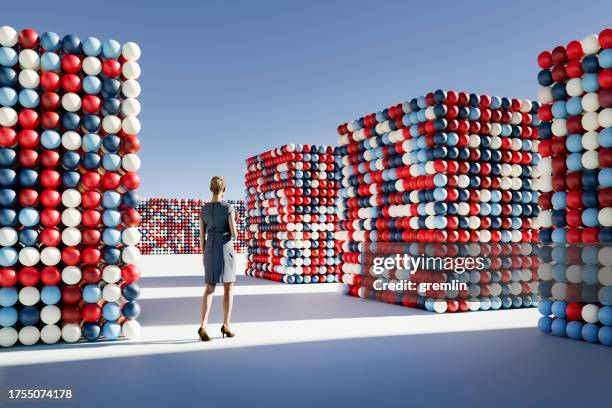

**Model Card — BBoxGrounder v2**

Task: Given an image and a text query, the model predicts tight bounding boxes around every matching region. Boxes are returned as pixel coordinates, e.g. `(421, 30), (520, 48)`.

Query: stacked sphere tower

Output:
(0, 26), (142, 347)
(137, 198), (247, 255)
(535, 28), (612, 346)
(245, 144), (339, 283)
(336, 90), (541, 313)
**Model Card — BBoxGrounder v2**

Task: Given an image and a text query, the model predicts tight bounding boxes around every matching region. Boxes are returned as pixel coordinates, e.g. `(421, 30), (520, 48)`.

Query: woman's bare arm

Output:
(228, 210), (237, 239)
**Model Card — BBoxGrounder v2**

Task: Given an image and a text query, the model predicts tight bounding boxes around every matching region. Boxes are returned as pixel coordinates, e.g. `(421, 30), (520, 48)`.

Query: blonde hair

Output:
(210, 176), (225, 194)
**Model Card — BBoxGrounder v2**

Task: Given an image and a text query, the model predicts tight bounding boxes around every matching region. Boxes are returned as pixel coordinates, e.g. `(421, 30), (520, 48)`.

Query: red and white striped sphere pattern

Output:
(0, 26), (141, 347)
(335, 90), (541, 312)
(137, 198), (246, 255)
(245, 144), (340, 284)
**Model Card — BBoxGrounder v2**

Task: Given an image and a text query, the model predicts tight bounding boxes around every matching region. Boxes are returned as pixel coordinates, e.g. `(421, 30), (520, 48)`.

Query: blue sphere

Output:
(122, 302), (141, 319)
(102, 302), (121, 321)
(0, 209), (17, 227)
(82, 285), (102, 303)
(123, 191), (141, 209)
(82, 153), (101, 170)
(41, 286), (61, 305)
(61, 151), (81, 170)
(19, 228), (38, 246)
(0, 67), (17, 87)
(122, 283), (141, 301)
(0, 188), (16, 207)
(551, 300), (567, 318)
(582, 323), (600, 343)
(551, 318), (567, 337)
(102, 321), (121, 340)
(102, 135), (121, 152)
(0, 169), (16, 186)
(102, 98), (121, 115)
(82, 323), (100, 341)
(18, 169), (38, 187)
(61, 171), (80, 189)
(81, 115), (101, 132)
(102, 78), (121, 97)
(538, 299), (553, 316)
(0, 287), (18, 306)
(40, 32), (61, 51)
(19, 306), (40, 326)
(82, 36), (102, 56)
(0, 148), (16, 166)
(565, 321), (583, 340)
(598, 306), (612, 326)
(102, 247), (121, 264)
(598, 326), (612, 346)
(0, 306), (17, 327)
(61, 34), (81, 53)
(538, 316), (553, 333)
(61, 112), (81, 130)
(18, 208), (39, 227)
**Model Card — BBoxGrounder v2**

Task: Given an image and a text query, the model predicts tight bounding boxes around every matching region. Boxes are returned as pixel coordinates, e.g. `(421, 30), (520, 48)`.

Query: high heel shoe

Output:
(220, 324), (236, 338)
(198, 327), (212, 341)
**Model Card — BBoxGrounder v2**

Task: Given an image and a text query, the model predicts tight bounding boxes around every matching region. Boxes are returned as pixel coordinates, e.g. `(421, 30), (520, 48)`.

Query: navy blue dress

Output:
(201, 202), (236, 284)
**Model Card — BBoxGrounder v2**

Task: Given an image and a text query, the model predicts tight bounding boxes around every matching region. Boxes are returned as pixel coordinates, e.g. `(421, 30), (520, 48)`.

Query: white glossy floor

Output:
(0, 254), (610, 408)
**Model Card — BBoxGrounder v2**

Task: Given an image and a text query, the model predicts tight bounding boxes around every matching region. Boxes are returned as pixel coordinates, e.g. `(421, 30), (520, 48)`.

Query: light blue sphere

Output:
(538, 299), (553, 316)
(102, 321), (121, 340)
(102, 39), (121, 59)
(82, 133), (101, 152)
(0, 247), (18, 267)
(0, 306), (17, 326)
(18, 89), (39, 108)
(0, 87), (17, 106)
(565, 321), (583, 340)
(538, 316), (553, 333)
(82, 285), (101, 303)
(102, 191), (121, 209)
(102, 153), (121, 171)
(551, 318), (567, 336)
(83, 76), (102, 94)
(82, 37), (102, 56)
(40, 286), (61, 305)
(41, 130), (61, 149)
(102, 228), (122, 246)
(0, 47), (18, 67)
(598, 326), (612, 346)
(18, 207), (39, 227)
(40, 52), (60, 71)
(598, 306), (612, 326)
(581, 323), (600, 343)
(0, 287), (18, 307)
(551, 300), (567, 318)
(102, 210), (121, 227)
(102, 302), (121, 321)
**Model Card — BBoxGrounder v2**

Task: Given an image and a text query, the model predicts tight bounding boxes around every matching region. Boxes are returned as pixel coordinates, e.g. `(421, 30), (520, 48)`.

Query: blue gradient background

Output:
(3, 0), (611, 199)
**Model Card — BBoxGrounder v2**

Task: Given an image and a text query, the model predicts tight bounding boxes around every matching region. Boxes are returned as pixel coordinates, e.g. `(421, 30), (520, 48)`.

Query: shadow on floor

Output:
(139, 275), (279, 288)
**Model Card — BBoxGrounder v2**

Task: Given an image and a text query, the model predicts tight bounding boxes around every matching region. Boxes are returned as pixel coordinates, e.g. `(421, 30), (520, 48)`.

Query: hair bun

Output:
(210, 176), (225, 194)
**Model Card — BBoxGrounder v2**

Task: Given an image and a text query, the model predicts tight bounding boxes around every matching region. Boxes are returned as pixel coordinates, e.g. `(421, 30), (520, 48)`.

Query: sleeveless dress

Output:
(201, 202), (236, 284)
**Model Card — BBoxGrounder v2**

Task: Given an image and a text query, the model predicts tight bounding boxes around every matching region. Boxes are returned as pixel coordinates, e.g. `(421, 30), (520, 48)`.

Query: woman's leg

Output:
(222, 283), (234, 326)
(200, 284), (216, 328)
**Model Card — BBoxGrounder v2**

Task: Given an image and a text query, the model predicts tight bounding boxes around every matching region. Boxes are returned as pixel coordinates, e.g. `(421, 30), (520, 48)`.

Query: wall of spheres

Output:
(137, 198), (246, 254)
(536, 28), (612, 346)
(0, 26), (142, 347)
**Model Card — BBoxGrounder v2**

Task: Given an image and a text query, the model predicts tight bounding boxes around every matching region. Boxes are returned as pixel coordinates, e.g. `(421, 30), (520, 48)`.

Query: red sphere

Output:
(19, 266), (40, 286)
(0, 267), (18, 287)
(566, 302), (583, 321)
(40, 92), (61, 110)
(40, 72), (61, 91)
(61, 74), (81, 92)
(599, 69), (612, 89)
(121, 172), (140, 190)
(18, 130), (39, 148)
(599, 28), (612, 48)
(102, 59), (121, 77)
(122, 264), (141, 283)
(537, 51), (553, 69)
(40, 150), (60, 168)
(101, 172), (120, 190)
(18, 28), (39, 48)
(0, 128), (17, 147)
(40, 169), (61, 188)
(566, 60), (583, 78)
(40, 189), (61, 207)
(81, 172), (101, 189)
(122, 134), (141, 153)
(566, 40), (584, 60)
(61, 305), (81, 323)
(600, 88), (612, 109)
(82, 266), (101, 284)
(82, 229), (101, 245)
(122, 209), (141, 226)
(61, 286), (82, 305)
(82, 210), (101, 228)
(18, 109), (39, 129)
(82, 95), (101, 113)
(81, 191), (101, 208)
(82, 304), (101, 323)
(39, 228), (61, 246)
(41, 111), (60, 129)
(551, 46), (568, 64)
(19, 189), (39, 207)
(40, 208), (61, 227)
(61, 247), (81, 266)
(19, 149), (39, 167)
(40, 266), (61, 285)
(81, 247), (101, 265)
(61, 55), (82, 74)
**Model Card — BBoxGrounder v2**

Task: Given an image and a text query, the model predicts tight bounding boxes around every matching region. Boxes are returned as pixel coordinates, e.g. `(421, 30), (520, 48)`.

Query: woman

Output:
(198, 176), (237, 341)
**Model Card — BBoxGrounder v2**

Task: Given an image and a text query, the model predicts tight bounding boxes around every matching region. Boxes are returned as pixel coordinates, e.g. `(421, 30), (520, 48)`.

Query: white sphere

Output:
(18, 326), (40, 346)
(41, 247), (61, 266)
(61, 227), (82, 246)
(599, 207), (612, 227)
(122, 42), (141, 61)
(122, 320), (141, 339)
(551, 282), (567, 299)
(102, 115), (121, 133)
(61, 93), (81, 112)
(61, 324), (82, 343)
(599, 247), (612, 266)
(0, 107), (18, 126)
(122, 246), (141, 264)
(0, 327), (18, 347)
(62, 189), (82, 207)
(581, 34), (601, 55)
(121, 98), (141, 117)
(19, 49), (40, 69)
(19, 286), (40, 306)
(62, 208), (81, 227)
(582, 131), (599, 151)
(433, 299), (448, 313)
(0, 26), (18, 47)
(599, 108), (612, 128)
(62, 131), (82, 150)
(0, 227), (18, 246)
(582, 111), (601, 131)
(122, 79), (141, 98)
(18, 69), (39, 89)
(62, 266), (82, 285)
(102, 284), (122, 302)
(566, 78), (584, 97)
(537, 87), (553, 104)
(582, 93), (600, 112)
(122, 227), (141, 246)
(122, 61), (141, 79)
(102, 265), (121, 283)
(82, 57), (101, 75)
(19, 247), (40, 267)
(40, 305), (61, 325)
(582, 151), (599, 170)
(122, 117), (141, 134)
(582, 304), (600, 323)
(122, 154), (141, 172)
(551, 119), (567, 136)
(599, 266), (612, 286)
(40, 325), (61, 344)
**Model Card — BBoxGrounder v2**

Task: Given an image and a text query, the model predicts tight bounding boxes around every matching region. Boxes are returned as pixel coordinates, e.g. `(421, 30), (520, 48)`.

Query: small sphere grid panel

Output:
(245, 144), (340, 283)
(536, 27), (612, 346)
(137, 198), (246, 255)
(0, 26), (142, 347)
(335, 88), (541, 312)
